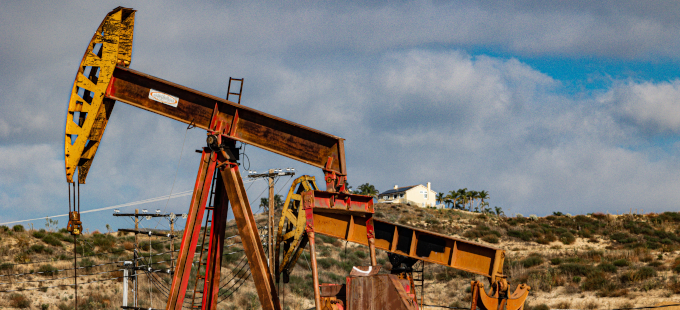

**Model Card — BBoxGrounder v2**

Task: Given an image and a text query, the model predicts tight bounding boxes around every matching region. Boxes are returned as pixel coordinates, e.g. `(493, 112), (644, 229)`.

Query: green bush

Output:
(92, 234), (116, 248)
(0, 226), (8, 232)
(558, 263), (594, 276)
(559, 232), (576, 245)
(317, 258), (338, 269)
(521, 256), (543, 268)
(613, 259), (630, 267)
(78, 258), (96, 271)
(32, 231), (46, 239)
(42, 234), (63, 247)
(38, 264), (59, 276)
(550, 258), (562, 265)
(12, 225), (24, 232)
(531, 304), (549, 310)
(507, 229), (532, 241)
(581, 272), (607, 291)
(0, 263), (13, 271)
(482, 235), (499, 244)
(288, 274), (314, 299)
(597, 263), (617, 273)
(152, 242), (165, 252)
(637, 266), (657, 280)
(354, 250), (367, 259)
(29, 244), (53, 255)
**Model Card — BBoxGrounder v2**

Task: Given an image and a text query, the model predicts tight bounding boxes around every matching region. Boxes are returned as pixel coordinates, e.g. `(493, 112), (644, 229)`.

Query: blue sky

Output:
(2, 1), (680, 231)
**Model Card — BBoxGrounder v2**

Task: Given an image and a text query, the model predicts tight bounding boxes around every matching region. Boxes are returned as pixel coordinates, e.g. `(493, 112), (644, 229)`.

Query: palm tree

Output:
(357, 183), (379, 197)
(494, 206), (504, 216)
(466, 190), (477, 211)
(456, 188), (467, 210)
(446, 190), (460, 209)
(478, 190), (489, 208)
(436, 192), (445, 206)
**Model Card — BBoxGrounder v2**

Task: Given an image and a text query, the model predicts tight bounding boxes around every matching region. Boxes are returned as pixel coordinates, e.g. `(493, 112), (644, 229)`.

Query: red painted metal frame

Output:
(166, 149), (217, 309)
(201, 174), (229, 308)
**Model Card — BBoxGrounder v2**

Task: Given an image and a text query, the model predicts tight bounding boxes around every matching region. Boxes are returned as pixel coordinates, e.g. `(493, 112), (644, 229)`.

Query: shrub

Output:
(12, 225), (24, 232)
(532, 304), (549, 310)
(29, 244), (53, 255)
(42, 234), (63, 247)
(572, 276), (581, 283)
(482, 235), (499, 244)
(0, 226), (8, 232)
(558, 263), (594, 276)
(507, 229), (532, 241)
(637, 266), (657, 280)
(550, 258), (562, 265)
(92, 234), (116, 248)
(597, 263), (617, 273)
(32, 231), (46, 239)
(221, 251), (244, 266)
(354, 250), (367, 259)
(317, 258), (337, 269)
(78, 258), (96, 271)
(582, 272), (607, 291)
(0, 263), (13, 271)
(559, 232), (576, 245)
(9, 293), (30, 308)
(521, 256), (543, 268)
(613, 259), (630, 267)
(152, 242), (165, 252)
(38, 264), (59, 276)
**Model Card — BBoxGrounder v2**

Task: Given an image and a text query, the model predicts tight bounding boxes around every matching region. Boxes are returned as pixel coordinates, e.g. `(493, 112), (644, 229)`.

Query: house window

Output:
(383, 196), (388, 200)
(420, 190), (427, 199)
(400, 193), (404, 198)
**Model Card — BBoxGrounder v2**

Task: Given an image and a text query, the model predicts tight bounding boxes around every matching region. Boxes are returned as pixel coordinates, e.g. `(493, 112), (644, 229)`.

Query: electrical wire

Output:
(0, 191), (194, 226)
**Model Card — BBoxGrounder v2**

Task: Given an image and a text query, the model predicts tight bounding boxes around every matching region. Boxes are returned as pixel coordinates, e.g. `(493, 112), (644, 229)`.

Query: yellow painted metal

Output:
(275, 175), (318, 279)
(64, 7), (135, 183)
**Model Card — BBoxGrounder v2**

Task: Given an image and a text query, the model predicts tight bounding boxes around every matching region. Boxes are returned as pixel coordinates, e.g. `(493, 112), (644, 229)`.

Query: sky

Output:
(2, 1), (680, 232)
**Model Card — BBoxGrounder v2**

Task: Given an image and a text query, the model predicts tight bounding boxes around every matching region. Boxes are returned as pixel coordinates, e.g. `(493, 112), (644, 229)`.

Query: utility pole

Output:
(113, 209), (184, 307)
(268, 169), (275, 275)
(247, 168), (295, 278)
(134, 209), (139, 308)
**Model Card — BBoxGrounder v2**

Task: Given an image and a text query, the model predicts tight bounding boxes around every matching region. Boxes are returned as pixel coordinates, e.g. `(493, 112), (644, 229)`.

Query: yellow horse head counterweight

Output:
(64, 7), (135, 184)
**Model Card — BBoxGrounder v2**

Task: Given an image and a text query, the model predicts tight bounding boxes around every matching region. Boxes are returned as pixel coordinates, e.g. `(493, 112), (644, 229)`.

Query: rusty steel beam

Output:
(166, 149), (216, 310)
(219, 162), (281, 310)
(312, 212), (505, 282)
(301, 189), (503, 281)
(105, 66), (346, 176)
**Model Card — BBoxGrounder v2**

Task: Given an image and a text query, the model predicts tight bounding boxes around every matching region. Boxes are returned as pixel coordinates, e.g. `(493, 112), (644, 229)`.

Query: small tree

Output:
(356, 183), (379, 197)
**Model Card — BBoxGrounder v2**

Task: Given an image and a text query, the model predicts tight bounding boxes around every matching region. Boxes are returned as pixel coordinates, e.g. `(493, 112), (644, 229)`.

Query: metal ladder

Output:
(189, 169), (219, 309)
(227, 77), (244, 104)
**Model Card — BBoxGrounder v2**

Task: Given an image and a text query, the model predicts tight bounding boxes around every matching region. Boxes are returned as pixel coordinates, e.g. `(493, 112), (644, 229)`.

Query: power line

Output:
(0, 191), (194, 226)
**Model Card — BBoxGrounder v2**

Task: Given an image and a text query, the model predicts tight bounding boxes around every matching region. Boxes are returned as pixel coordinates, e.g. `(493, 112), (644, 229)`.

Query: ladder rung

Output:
(229, 92), (241, 95)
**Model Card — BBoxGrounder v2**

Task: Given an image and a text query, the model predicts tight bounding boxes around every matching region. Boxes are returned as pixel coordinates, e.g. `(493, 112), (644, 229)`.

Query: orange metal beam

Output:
(105, 66), (346, 176)
(311, 211), (505, 282)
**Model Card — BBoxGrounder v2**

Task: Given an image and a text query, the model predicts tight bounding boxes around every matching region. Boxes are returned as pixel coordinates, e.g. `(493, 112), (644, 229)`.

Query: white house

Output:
(377, 182), (437, 208)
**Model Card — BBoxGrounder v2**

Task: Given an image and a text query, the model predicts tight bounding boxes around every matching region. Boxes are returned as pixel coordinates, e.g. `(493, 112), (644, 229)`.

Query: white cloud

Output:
(602, 80), (680, 133)
(3, 1), (680, 228)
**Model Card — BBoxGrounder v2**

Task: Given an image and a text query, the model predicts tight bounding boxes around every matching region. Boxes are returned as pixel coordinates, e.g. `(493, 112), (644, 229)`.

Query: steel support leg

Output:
(201, 173), (230, 309)
(219, 162), (281, 310)
(366, 215), (377, 266)
(166, 149), (216, 310)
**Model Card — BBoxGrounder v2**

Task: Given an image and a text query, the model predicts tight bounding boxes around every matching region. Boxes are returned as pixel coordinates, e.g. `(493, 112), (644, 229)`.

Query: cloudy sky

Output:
(2, 1), (680, 231)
